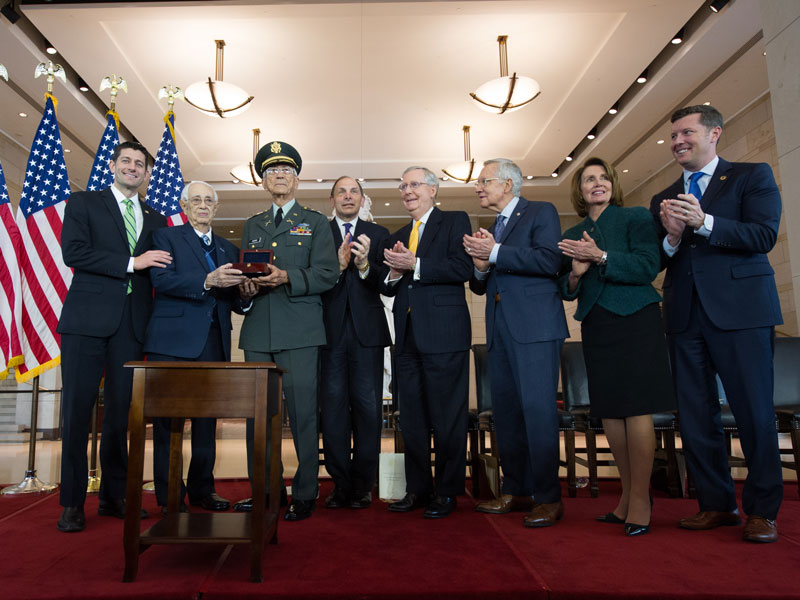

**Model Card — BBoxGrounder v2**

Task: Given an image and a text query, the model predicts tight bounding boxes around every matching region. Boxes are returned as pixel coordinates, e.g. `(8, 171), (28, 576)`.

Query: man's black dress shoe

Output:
(596, 512), (625, 524)
(233, 489), (288, 512)
(423, 495), (456, 519)
(624, 522), (651, 537)
(189, 492), (230, 511)
(388, 493), (429, 513)
(160, 503), (190, 517)
(284, 499), (315, 521)
(57, 506), (85, 532)
(349, 491), (372, 509)
(98, 498), (148, 519)
(324, 487), (350, 509)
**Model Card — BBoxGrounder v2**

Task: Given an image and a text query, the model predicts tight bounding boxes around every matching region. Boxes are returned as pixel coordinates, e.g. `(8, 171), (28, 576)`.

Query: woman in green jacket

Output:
(558, 157), (675, 537)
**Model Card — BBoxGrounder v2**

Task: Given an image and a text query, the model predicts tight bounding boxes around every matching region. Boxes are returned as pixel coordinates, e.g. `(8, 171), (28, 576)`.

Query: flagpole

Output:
(1, 376), (57, 495)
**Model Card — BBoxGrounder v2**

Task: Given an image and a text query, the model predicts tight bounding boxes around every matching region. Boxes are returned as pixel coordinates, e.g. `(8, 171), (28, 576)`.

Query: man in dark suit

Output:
(382, 166), (472, 519)
(321, 176), (391, 509)
(463, 158), (568, 528)
(234, 141), (339, 521)
(144, 181), (248, 515)
(650, 104), (783, 543)
(57, 141), (170, 532)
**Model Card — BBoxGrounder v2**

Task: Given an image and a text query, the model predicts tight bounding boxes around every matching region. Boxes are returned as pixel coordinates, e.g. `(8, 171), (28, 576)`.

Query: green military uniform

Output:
(240, 200), (338, 501)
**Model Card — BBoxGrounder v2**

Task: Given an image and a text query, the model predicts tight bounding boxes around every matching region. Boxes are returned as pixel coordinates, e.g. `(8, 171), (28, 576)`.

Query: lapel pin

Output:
(720, 175), (727, 181)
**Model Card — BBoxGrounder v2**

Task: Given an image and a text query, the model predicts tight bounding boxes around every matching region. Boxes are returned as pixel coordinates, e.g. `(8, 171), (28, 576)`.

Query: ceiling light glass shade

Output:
(185, 79), (253, 118)
(470, 74), (540, 114)
(443, 159), (484, 183)
(230, 162), (261, 186)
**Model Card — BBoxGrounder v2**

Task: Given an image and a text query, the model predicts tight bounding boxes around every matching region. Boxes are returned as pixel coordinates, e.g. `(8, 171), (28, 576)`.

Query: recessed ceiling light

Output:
(622, 169), (629, 173)
(709, 0), (729, 13)
(316, 178), (322, 183)
(64, 148), (71, 153)
(636, 70), (648, 84)
(77, 79), (89, 93)
(358, 178), (365, 182)
(229, 229), (235, 234)
(551, 170), (558, 178)
(442, 176), (449, 181)
(565, 154), (574, 162)
(587, 128), (597, 140)
(526, 175), (533, 180)
(671, 28), (684, 45)
(608, 103), (619, 115)
(435, 201), (441, 206)
(384, 202), (390, 206)
(18, 112), (27, 118)
(657, 139), (665, 144)
(703, 101), (711, 105)
(45, 40), (57, 55)
(232, 178), (240, 184)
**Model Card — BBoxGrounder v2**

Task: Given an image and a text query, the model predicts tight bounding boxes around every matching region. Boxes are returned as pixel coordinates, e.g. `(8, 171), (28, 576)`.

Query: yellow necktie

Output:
(408, 220), (422, 255)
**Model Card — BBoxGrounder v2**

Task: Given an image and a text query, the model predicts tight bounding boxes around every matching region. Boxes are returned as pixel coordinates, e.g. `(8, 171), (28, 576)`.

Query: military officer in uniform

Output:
(233, 141), (339, 521)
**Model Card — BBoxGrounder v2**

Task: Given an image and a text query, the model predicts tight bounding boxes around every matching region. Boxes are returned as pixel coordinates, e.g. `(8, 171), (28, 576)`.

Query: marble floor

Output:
(0, 420), (796, 491)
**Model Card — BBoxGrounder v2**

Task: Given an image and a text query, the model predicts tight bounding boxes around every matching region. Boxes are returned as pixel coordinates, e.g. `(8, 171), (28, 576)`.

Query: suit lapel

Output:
(181, 223), (210, 272)
(700, 158), (732, 212)
(498, 197), (528, 242)
(416, 207), (441, 257)
(214, 236), (232, 269)
(101, 188), (128, 248)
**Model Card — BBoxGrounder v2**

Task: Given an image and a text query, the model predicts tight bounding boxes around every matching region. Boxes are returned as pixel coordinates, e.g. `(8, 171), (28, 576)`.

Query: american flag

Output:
(14, 94), (72, 383)
(145, 111), (186, 227)
(87, 110), (120, 191)
(0, 162), (23, 380)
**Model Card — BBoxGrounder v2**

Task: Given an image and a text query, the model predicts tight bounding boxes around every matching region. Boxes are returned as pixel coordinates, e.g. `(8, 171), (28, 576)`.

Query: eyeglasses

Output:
(188, 197), (218, 206)
(264, 166), (297, 176)
(399, 181), (429, 192)
(473, 178), (501, 188)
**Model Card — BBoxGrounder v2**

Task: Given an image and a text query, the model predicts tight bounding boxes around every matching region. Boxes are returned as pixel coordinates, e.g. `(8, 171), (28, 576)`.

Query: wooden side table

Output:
(122, 361), (283, 583)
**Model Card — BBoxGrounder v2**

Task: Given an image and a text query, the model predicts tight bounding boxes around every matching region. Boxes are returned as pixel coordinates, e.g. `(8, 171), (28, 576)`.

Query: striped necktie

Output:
(494, 214), (506, 241)
(202, 234), (217, 271)
(122, 199), (137, 294)
(408, 220), (422, 255)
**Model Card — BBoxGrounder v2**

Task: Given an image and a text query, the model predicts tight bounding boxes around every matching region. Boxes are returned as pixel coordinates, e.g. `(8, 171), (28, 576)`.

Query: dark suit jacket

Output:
(144, 223), (243, 359)
(470, 198), (567, 348)
(649, 158), (782, 334)
(381, 207), (472, 354)
(322, 218), (391, 348)
(58, 188), (166, 342)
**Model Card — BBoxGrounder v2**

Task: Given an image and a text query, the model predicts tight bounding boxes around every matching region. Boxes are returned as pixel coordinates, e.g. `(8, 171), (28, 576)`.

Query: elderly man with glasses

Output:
(144, 180), (249, 516)
(464, 159), (567, 528)
(382, 166), (472, 518)
(234, 141), (338, 521)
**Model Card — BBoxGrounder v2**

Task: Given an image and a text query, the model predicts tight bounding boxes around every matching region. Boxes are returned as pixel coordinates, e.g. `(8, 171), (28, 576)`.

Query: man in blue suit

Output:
(144, 181), (248, 515)
(464, 158), (568, 528)
(650, 105), (783, 543)
(321, 177), (391, 509)
(382, 166), (472, 518)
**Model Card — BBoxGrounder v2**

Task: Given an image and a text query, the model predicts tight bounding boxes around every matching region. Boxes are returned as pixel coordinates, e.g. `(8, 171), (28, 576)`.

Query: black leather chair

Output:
(470, 344), (497, 499)
(772, 337), (800, 497)
(560, 341), (681, 498)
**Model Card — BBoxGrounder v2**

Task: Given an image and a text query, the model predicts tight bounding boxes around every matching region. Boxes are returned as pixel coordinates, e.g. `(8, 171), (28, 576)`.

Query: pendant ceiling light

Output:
(470, 35), (540, 115)
(442, 126), (483, 183)
(230, 128), (262, 185)
(185, 40), (254, 118)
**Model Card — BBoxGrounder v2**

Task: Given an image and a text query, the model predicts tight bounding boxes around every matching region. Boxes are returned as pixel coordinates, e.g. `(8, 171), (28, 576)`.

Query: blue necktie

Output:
(494, 214), (506, 241)
(202, 234), (216, 271)
(343, 222), (352, 241)
(688, 172), (704, 200)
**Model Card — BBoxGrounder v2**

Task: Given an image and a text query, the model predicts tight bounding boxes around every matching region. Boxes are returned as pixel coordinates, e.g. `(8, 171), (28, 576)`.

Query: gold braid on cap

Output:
(261, 156), (298, 173)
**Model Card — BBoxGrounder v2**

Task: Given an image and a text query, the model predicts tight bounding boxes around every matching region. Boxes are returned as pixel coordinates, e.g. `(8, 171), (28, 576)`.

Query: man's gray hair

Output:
(402, 165), (439, 199)
(484, 158), (522, 196)
(180, 180), (218, 203)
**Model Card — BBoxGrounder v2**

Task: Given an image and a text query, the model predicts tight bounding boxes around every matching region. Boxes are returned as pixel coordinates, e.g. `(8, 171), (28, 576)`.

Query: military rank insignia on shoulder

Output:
(302, 206), (324, 216)
(290, 223), (313, 236)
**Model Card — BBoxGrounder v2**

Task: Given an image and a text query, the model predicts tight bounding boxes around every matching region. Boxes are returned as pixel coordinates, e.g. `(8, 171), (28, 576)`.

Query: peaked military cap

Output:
(254, 141), (302, 176)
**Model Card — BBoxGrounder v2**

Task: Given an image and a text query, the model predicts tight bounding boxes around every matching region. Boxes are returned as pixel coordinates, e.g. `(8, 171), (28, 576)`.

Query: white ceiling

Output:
(0, 0), (770, 236)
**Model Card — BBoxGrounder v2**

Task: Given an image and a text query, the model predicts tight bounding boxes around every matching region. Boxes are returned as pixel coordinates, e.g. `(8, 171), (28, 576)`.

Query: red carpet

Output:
(0, 479), (798, 600)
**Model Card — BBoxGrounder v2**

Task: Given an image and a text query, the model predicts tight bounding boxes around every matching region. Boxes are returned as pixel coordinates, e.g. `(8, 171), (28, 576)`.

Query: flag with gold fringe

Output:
(0, 162), (23, 380)
(14, 93), (72, 383)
